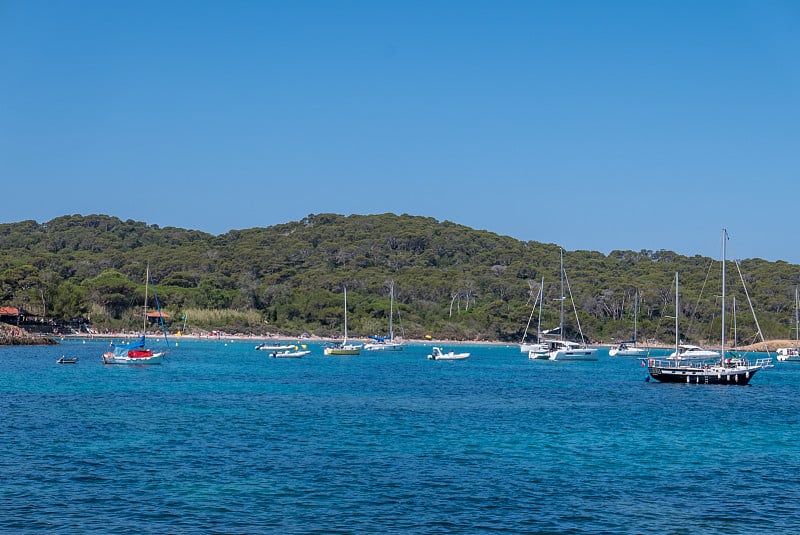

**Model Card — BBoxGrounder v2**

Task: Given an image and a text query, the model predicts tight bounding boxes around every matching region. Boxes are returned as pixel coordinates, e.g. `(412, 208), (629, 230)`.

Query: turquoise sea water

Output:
(1, 339), (799, 534)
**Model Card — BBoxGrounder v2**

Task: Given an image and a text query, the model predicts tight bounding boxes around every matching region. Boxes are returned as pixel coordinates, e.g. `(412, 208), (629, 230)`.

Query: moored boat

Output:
(324, 286), (362, 356)
(668, 344), (720, 359)
(102, 264), (169, 366)
(256, 342), (299, 351)
(102, 336), (167, 365)
(269, 347), (311, 358)
(519, 278), (543, 353)
(777, 287), (800, 362)
(427, 347), (470, 360)
(363, 283), (404, 351)
(324, 342), (362, 356)
(647, 230), (772, 385)
(609, 291), (647, 357)
(529, 339), (597, 361)
(528, 249), (598, 361)
(776, 347), (800, 362)
(608, 341), (647, 357)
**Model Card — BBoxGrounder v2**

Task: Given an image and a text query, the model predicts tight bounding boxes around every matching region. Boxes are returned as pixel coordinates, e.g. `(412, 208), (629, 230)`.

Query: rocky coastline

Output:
(0, 323), (58, 346)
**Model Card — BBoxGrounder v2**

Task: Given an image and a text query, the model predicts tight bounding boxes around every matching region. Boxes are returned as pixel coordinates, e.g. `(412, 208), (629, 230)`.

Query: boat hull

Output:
(776, 348), (800, 362)
(428, 347), (469, 360)
(529, 348), (598, 361)
(102, 351), (165, 365)
(669, 345), (720, 359)
(609, 347), (647, 357)
(269, 350), (310, 358)
(363, 342), (404, 351)
(324, 346), (362, 356)
(648, 363), (760, 385)
(428, 353), (470, 360)
(256, 344), (297, 351)
(552, 348), (598, 361)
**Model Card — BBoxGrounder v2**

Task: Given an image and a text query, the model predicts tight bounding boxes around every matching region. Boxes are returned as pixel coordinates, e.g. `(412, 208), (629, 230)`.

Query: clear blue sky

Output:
(2, 1), (798, 262)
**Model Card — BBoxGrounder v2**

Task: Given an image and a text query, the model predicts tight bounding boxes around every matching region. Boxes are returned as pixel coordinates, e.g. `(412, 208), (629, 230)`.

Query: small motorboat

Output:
(427, 347), (470, 360)
(256, 342), (299, 351)
(57, 356), (79, 364)
(269, 348), (311, 358)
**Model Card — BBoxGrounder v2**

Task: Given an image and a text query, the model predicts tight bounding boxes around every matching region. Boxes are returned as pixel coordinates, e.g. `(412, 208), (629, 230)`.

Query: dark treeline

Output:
(1, 213), (798, 343)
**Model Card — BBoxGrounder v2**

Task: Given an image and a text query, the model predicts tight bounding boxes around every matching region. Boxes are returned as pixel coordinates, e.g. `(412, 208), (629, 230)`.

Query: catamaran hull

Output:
(102, 352), (165, 365)
(648, 365), (760, 385)
(530, 349), (598, 361)
(552, 349), (598, 361)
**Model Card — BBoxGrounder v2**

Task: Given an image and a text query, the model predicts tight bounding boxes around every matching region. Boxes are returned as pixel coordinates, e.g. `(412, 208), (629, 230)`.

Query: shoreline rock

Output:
(0, 324), (58, 346)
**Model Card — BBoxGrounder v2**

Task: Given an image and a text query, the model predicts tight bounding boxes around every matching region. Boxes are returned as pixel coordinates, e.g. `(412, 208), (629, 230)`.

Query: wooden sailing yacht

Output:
(647, 229), (772, 384)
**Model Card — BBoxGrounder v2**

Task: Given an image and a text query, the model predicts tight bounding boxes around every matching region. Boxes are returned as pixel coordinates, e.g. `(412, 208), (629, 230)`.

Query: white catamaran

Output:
(528, 249), (598, 361)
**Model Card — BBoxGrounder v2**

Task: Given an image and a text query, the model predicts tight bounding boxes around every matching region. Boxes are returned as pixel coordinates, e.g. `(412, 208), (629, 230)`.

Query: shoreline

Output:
(51, 332), (793, 352)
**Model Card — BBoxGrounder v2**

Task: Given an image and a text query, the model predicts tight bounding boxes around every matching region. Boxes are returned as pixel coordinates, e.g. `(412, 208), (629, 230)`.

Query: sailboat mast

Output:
(389, 283), (394, 341)
(721, 229), (727, 358)
(537, 276), (544, 342)
(633, 291), (638, 345)
(143, 264), (149, 335)
(559, 249), (565, 342)
(732, 296), (737, 349)
(795, 287), (799, 353)
(675, 272), (679, 356)
(343, 286), (348, 344)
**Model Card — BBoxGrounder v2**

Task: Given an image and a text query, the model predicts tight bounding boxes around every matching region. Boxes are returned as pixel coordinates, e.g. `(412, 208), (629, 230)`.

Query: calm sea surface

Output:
(1, 339), (799, 534)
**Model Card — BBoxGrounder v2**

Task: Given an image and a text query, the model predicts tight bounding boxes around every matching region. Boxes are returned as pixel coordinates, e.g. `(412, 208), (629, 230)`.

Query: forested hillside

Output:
(1, 213), (798, 344)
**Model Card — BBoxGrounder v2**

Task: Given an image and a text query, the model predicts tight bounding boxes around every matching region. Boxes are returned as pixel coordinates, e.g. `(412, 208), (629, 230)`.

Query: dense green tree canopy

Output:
(0, 213), (797, 343)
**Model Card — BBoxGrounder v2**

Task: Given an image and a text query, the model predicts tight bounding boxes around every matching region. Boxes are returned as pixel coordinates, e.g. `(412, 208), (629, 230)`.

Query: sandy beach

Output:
(53, 330), (795, 352)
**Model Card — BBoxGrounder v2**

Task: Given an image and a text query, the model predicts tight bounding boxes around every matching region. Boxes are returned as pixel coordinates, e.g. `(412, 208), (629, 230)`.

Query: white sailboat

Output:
(363, 283), (404, 351)
(102, 264), (169, 365)
(528, 249), (598, 361)
(519, 278), (544, 353)
(324, 286), (362, 355)
(777, 287), (800, 362)
(609, 291), (648, 357)
(647, 229), (772, 384)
